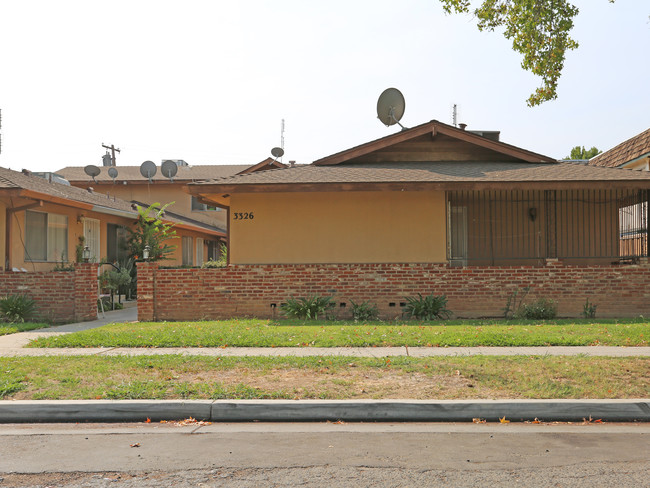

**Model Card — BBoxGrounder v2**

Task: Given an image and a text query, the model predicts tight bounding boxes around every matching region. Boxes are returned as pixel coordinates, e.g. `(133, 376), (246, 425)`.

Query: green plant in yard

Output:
(582, 299), (597, 319)
(503, 286), (531, 319)
(202, 243), (228, 268)
(0, 295), (37, 323)
(516, 297), (557, 320)
(350, 300), (379, 322)
(403, 293), (452, 320)
(75, 235), (86, 263)
(127, 202), (177, 262)
(281, 296), (335, 319)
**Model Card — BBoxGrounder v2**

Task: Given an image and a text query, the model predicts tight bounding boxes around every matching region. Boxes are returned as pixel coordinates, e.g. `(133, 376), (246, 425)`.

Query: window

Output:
(207, 240), (219, 260)
(191, 196), (221, 212)
(182, 236), (193, 265)
(25, 211), (68, 262)
(107, 224), (128, 263)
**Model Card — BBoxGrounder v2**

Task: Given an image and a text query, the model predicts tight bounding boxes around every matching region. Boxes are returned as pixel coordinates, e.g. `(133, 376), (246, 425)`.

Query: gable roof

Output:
(0, 166), (225, 236)
(187, 160), (650, 195)
(313, 120), (556, 166)
(589, 128), (650, 168)
(236, 157), (287, 175)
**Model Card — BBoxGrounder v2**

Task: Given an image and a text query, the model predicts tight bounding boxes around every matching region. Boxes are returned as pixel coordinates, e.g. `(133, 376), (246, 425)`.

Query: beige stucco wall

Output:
(229, 191), (448, 264)
(2, 198), (217, 270)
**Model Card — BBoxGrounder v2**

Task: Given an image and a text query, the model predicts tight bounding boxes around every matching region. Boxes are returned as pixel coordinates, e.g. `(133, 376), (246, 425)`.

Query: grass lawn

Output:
(1, 355), (647, 401)
(28, 318), (650, 348)
(0, 322), (50, 336)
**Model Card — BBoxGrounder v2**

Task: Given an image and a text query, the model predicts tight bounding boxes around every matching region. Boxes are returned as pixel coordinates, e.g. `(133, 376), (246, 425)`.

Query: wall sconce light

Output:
(528, 207), (537, 222)
(82, 246), (91, 263)
(143, 245), (151, 261)
(77, 214), (85, 224)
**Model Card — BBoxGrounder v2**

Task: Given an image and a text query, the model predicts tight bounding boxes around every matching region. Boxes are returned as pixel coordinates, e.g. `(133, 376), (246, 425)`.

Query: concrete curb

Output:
(2, 399), (649, 423)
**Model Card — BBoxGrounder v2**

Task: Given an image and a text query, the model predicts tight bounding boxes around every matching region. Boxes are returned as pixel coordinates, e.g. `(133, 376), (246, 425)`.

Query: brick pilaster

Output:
(136, 261), (157, 322)
(73, 263), (99, 322)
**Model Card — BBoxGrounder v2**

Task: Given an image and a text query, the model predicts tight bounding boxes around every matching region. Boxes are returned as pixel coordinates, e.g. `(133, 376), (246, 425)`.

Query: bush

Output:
(281, 296), (335, 320)
(0, 294), (37, 323)
(403, 293), (452, 320)
(582, 299), (597, 319)
(350, 300), (379, 322)
(516, 298), (557, 320)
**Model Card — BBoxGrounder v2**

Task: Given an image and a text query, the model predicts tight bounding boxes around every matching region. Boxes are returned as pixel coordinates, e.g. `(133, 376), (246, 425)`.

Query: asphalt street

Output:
(1, 422), (649, 487)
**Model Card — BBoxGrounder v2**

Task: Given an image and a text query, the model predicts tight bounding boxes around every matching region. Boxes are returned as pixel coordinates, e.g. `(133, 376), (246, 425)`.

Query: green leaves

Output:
(439, 0), (582, 106)
(403, 293), (452, 320)
(127, 202), (178, 262)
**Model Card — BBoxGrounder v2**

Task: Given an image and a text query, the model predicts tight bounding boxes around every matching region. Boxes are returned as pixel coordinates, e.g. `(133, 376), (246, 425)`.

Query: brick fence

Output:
(0, 263), (98, 323)
(137, 260), (650, 321)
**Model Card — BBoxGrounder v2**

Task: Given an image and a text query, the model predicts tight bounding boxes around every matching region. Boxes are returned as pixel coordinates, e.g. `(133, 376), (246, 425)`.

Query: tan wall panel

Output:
(230, 191), (447, 264)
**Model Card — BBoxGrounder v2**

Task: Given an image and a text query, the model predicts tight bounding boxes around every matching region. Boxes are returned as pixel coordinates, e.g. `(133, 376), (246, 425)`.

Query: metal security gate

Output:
(447, 189), (649, 266)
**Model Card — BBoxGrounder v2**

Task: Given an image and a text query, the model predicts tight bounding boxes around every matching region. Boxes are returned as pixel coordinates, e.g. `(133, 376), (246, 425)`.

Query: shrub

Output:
(503, 286), (531, 319)
(281, 296), (335, 320)
(582, 299), (597, 319)
(0, 294), (37, 323)
(350, 300), (379, 322)
(516, 298), (557, 320)
(403, 293), (452, 320)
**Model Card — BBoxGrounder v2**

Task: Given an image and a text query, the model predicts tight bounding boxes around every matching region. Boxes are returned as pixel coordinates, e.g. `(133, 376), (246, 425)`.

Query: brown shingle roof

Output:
(56, 164), (252, 183)
(589, 128), (650, 168)
(0, 166), (225, 235)
(189, 161), (650, 191)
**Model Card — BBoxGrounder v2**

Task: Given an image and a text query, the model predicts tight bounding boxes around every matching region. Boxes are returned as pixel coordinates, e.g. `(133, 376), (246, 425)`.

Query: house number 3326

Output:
(233, 212), (254, 220)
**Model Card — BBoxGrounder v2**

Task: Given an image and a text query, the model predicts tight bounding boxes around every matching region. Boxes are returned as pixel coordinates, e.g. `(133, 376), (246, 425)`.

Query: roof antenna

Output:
(108, 167), (119, 184)
(161, 160), (178, 182)
(452, 104), (457, 127)
(377, 88), (407, 130)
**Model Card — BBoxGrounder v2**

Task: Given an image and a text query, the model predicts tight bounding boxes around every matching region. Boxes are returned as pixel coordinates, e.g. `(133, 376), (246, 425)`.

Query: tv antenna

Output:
(107, 166), (118, 183)
(452, 104), (457, 127)
(101, 143), (120, 166)
(161, 160), (178, 182)
(139, 160), (157, 183)
(377, 88), (407, 130)
(84, 164), (101, 183)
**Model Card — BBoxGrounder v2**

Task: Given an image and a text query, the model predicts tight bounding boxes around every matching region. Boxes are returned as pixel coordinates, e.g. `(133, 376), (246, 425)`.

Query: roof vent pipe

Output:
(459, 123), (467, 131)
(289, 160), (296, 167)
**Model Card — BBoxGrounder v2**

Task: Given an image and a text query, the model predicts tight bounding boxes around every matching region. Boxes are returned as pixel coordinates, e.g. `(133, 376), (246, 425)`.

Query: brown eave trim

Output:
(185, 180), (650, 194)
(432, 124), (556, 163)
(19, 190), (95, 210)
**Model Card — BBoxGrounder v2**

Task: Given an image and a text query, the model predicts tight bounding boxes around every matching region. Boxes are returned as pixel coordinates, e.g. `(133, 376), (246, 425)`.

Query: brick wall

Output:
(0, 263), (98, 323)
(137, 260), (650, 321)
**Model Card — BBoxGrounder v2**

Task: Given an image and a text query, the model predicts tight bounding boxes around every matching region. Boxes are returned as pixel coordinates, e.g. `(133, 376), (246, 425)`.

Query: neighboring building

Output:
(588, 127), (650, 170)
(189, 120), (650, 266)
(57, 158), (287, 230)
(0, 166), (225, 271)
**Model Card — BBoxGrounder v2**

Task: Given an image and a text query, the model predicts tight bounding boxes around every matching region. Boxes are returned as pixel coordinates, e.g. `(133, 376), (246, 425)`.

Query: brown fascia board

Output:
(313, 120), (556, 166)
(184, 179), (650, 195)
(19, 189), (95, 211)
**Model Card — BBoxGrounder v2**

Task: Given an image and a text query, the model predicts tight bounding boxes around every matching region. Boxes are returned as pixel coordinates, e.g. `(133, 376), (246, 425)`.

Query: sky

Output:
(0, 0), (648, 174)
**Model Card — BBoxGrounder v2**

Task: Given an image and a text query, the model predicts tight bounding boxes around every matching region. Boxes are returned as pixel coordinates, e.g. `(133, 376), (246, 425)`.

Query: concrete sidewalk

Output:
(2, 345), (650, 357)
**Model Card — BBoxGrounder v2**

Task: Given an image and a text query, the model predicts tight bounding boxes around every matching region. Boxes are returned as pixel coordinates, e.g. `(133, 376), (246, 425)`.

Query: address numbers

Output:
(233, 212), (254, 220)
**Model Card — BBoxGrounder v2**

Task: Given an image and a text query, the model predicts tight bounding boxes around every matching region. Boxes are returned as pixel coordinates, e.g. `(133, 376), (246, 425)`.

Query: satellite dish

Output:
(377, 87), (407, 130)
(139, 160), (157, 182)
(271, 147), (284, 159)
(161, 160), (178, 181)
(84, 165), (100, 183)
(107, 167), (118, 183)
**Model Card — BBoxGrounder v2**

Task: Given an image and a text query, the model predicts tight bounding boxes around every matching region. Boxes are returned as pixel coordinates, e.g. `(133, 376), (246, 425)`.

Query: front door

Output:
(83, 218), (101, 262)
